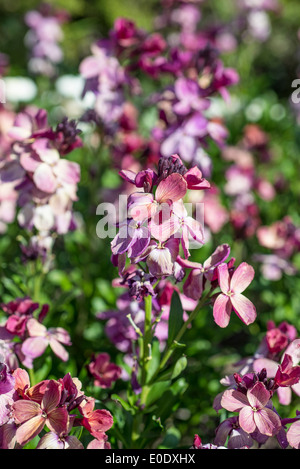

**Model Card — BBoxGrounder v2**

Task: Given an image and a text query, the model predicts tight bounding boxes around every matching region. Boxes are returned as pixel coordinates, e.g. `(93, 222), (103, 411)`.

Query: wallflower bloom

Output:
(79, 397), (113, 441)
(88, 353), (122, 388)
(213, 262), (256, 328)
(221, 382), (281, 436)
(12, 380), (68, 446)
(21, 318), (71, 364)
(178, 243), (231, 300)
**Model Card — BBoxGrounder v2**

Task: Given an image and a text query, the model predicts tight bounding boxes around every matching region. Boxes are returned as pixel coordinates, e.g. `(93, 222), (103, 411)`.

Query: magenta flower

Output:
(213, 262), (256, 328)
(221, 382), (281, 437)
(21, 318), (71, 364)
(88, 353), (122, 388)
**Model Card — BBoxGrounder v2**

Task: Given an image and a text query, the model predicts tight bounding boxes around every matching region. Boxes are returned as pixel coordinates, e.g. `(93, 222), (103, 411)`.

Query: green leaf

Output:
(167, 291), (184, 347)
(145, 380), (171, 407)
(111, 394), (134, 413)
(171, 356), (187, 380)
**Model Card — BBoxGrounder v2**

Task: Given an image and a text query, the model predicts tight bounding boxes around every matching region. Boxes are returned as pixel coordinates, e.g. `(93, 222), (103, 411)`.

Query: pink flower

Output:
(213, 262), (256, 328)
(253, 339), (300, 405)
(87, 436), (111, 449)
(178, 243), (231, 300)
(12, 380), (68, 446)
(36, 431), (84, 449)
(221, 382), (281, 437)
(79, 397), (113, 441)
(88, 353), (122, 388)
(128, 172), (187, 226)
(172, 199), (204, 258)
(21, 318), (71, 364)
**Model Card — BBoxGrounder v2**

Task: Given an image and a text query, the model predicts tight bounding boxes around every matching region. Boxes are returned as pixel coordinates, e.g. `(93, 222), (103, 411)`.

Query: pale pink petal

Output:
(231, 293), (256, 326)
(16, 415), (45, 446)
(53, 160), (80, 185)
(37, 432), (64, 449)
(247, 382), (270, 410)
(27, 318), (47, 337)
(32, 139), (60, 165)
(155, 173), (187, 203)
(213, 293), (232, 328)
(12, 400), (42, 425)
(49, 338), (69, 362)
(128, 192), (154, 221)
(20, 153), (41, 172)
(21, 337), (48, 359)
(149, 208), (179, 243)
(253, 358), (278, 377)
(221, 389), (249, 412)
(217, 263), (230, 294)
(277, 386), (292, 406)
(230, 262), (255, 294)
(33, 163), (57, 193)
(284, 339), (300, 365)
(287, 421), (300, 449)
(253, 408), (281, 437)
(239, 406), (256, 434)
(185, 216), (204, 244)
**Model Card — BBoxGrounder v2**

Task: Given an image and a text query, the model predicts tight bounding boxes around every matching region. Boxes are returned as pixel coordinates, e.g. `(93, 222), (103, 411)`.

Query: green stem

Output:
(151, 290), (212, 383)
(29, 367), (36, 386)
(141, 295), (153, 387)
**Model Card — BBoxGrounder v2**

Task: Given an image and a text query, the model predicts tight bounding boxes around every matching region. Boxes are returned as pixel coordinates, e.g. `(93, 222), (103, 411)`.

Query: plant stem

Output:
(151, 290), (212, 383)
(141, 294), (153, 387)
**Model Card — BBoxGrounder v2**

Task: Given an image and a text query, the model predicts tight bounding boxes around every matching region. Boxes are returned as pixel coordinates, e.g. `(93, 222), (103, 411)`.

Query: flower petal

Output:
(155, 173), (187, 203)
(16, 415), (45, 446)
(231, 262), (255, 294)
(253, 408), (281, 437)
(287, 420), (300, 449)
(239, 406), (256, 434)
(231, 293), (256, 326)
(221, 389), (249, 412)
(247, 382), (270, 410)
(217, 263), (230, 294)
(213, 294), (232, 328)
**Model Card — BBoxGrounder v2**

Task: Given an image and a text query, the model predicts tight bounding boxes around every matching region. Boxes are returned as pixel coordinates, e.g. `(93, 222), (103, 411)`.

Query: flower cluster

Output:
(0, 297), (71, 370)
(255, 217), (300, 281)
(0, 106), (82, 261)
(0, 367), (113, 449)
(79, 10), (238, 174)
(24, 4), (68, 77)
(206, 321), (300, 449)
(111, 154), (210, 279)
